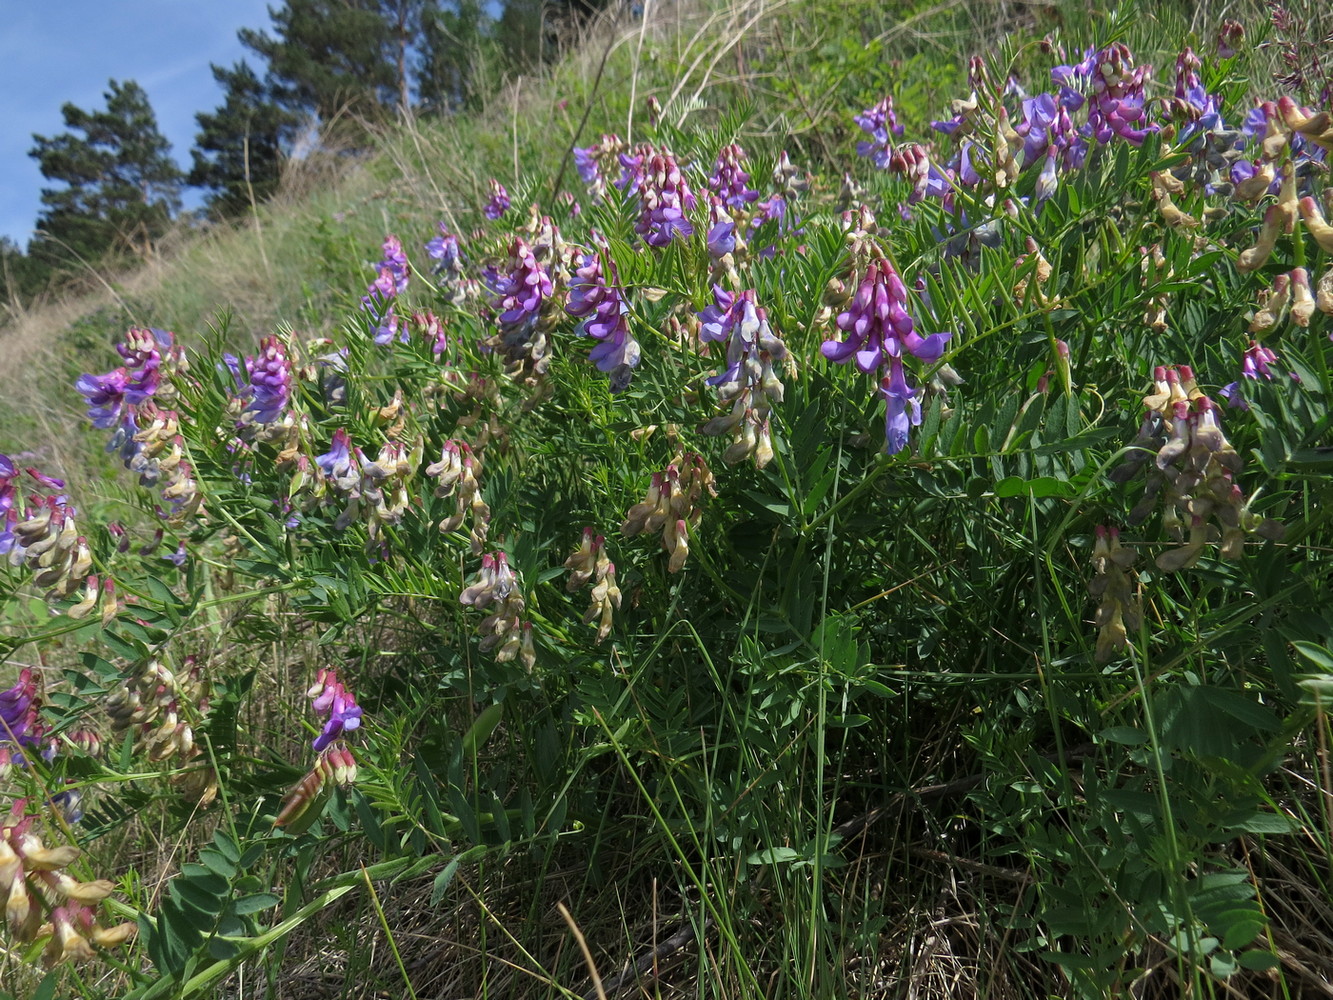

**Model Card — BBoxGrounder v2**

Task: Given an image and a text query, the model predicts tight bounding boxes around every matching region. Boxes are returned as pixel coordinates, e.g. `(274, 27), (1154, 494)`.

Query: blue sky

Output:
(1, 0), (277, 246)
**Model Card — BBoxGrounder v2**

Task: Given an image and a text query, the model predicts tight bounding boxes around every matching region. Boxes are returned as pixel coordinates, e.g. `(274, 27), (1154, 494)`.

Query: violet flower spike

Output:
(821, 258), (952, 373)
(306, 668), (363, 752)
(567, 245), (641, 390)
(241, 336), (293, 424)
(483, 179), (511, 220)
(880, 360), (922, 455)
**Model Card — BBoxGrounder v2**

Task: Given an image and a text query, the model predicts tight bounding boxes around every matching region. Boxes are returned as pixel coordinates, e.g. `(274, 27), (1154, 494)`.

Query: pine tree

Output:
(28, 80), (182, 268)
(0, 237), (51, 314)
(238, 1), (401, 130)
(418, 0), (498, 113)
(189, 62), (298, 219)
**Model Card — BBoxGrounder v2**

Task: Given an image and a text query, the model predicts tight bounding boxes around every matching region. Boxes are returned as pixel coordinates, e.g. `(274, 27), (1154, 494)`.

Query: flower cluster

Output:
(572, 133), (626, 203)
(698, 286), (788, 468)
(425, 439), (490, 553)
(482, 237), (559, 385)
(104, 655), (209, 763)
(628, 146), (696, 247)
(1249, 266), (1320, 330)
(0, 670), (43, 770)
(361, 234), (412, 344)
(1082, 43), (1155, 146)
(1088, 525), (1141, 663)
(273, 669), (362, 830)
(621, 454), (715, 573)
(0, 802), (135, 966)
(566, 243), (640, 391)
(483, 179), (511, 220)
(413, 309), (450, 357)
(306, 668), (363, 752)
(460, 551), (534, 666)
(425, 223), (470, 305)
(274, 745), (359, 829)
(564, 528), (621, 643)
(77, 329), (201, 522)
(231, 335), (294, 428)
(1, 460), (94, 603)
(854, 95), (906, 168)
(1112, 366), (1282, 570)
(820, 257), (952, 453)
(708, 143), (761, 211)
(311, 430), (416, 550)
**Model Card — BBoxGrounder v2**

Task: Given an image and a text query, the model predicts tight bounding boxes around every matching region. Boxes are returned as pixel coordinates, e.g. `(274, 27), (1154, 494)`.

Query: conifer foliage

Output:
(27, 80), (183, 268)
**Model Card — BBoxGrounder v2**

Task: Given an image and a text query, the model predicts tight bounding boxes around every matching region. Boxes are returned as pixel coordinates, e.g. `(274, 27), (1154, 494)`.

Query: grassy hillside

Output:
(4, 1), (1333, 998)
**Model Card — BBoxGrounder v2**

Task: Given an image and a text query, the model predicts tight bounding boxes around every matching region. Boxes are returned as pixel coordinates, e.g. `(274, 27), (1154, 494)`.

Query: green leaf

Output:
(993, 476), (1074, 498)
(746, 846), (801, 866)
(198, 849), (238, 879)
(1221, 920), (1265, 950)
(211, 831), (241, 864)
(1236, 950), (1281, 971)
(1099, 726), (1146, 745)
(1291, 641), (1333, 672)
(461, 703), (504, 757)
(431, 859), (461, 906)
(207, 937), (241, 961)
(232, 893), (281, 915)
(1229, 812), (1296, 835)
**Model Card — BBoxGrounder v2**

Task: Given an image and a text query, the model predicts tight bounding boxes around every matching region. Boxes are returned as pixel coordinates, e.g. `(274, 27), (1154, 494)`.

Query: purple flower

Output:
(425, 224), (460, 268)
(75, 369), (130, 429)
(855, 96), (905, 168)
(708, 143), (760, 210)
(698, 285), (788, 392)
(316, 429), (360, 493)
(821, 258), (952, 373)
(1241, 340), (1278, 380)
(567, 245), (640, 390)
(879, 357), (922, 454)
(0, 669), (40, 749)
(483, 179), (511, 220)
(490, 238), (553, 329)
(306, 668), (363, 752)
(376, 235), (410, 295)
(373, 306), (402, 346)
(631, 147), (696, 247)
(240, 336), (293, 424)
(706, 199), (737, 258)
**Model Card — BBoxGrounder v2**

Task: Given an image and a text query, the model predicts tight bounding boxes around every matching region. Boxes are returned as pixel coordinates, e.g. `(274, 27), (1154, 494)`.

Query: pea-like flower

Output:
(483, 179), (511, 220)
(306, 668), (363, 752)
(821, 258), (951, 373)
(567, 244), (640, 390)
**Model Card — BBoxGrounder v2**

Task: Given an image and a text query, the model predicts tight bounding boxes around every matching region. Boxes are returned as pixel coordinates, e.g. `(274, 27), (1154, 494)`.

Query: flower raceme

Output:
(566, 243), (640, 391)
(1113, 365), (1283, 570)
(460, 551), (533, 667)
(483, 237), (557, 381)
(564, 528), (622, 643)
(0, 802), (135, 965)
(425, 439), (490, 553)
(697, 286), (789, 468)
(274, 671), (364, 830)
(1088, 525), (1142, 663)
(622, 454), (716, 573)
(306, 668), (363, 752)
(77, 327), (200, 523)
(821, 258), (951, 374)
(483, 179), (511, 220)
(820, 257), (952, 454)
